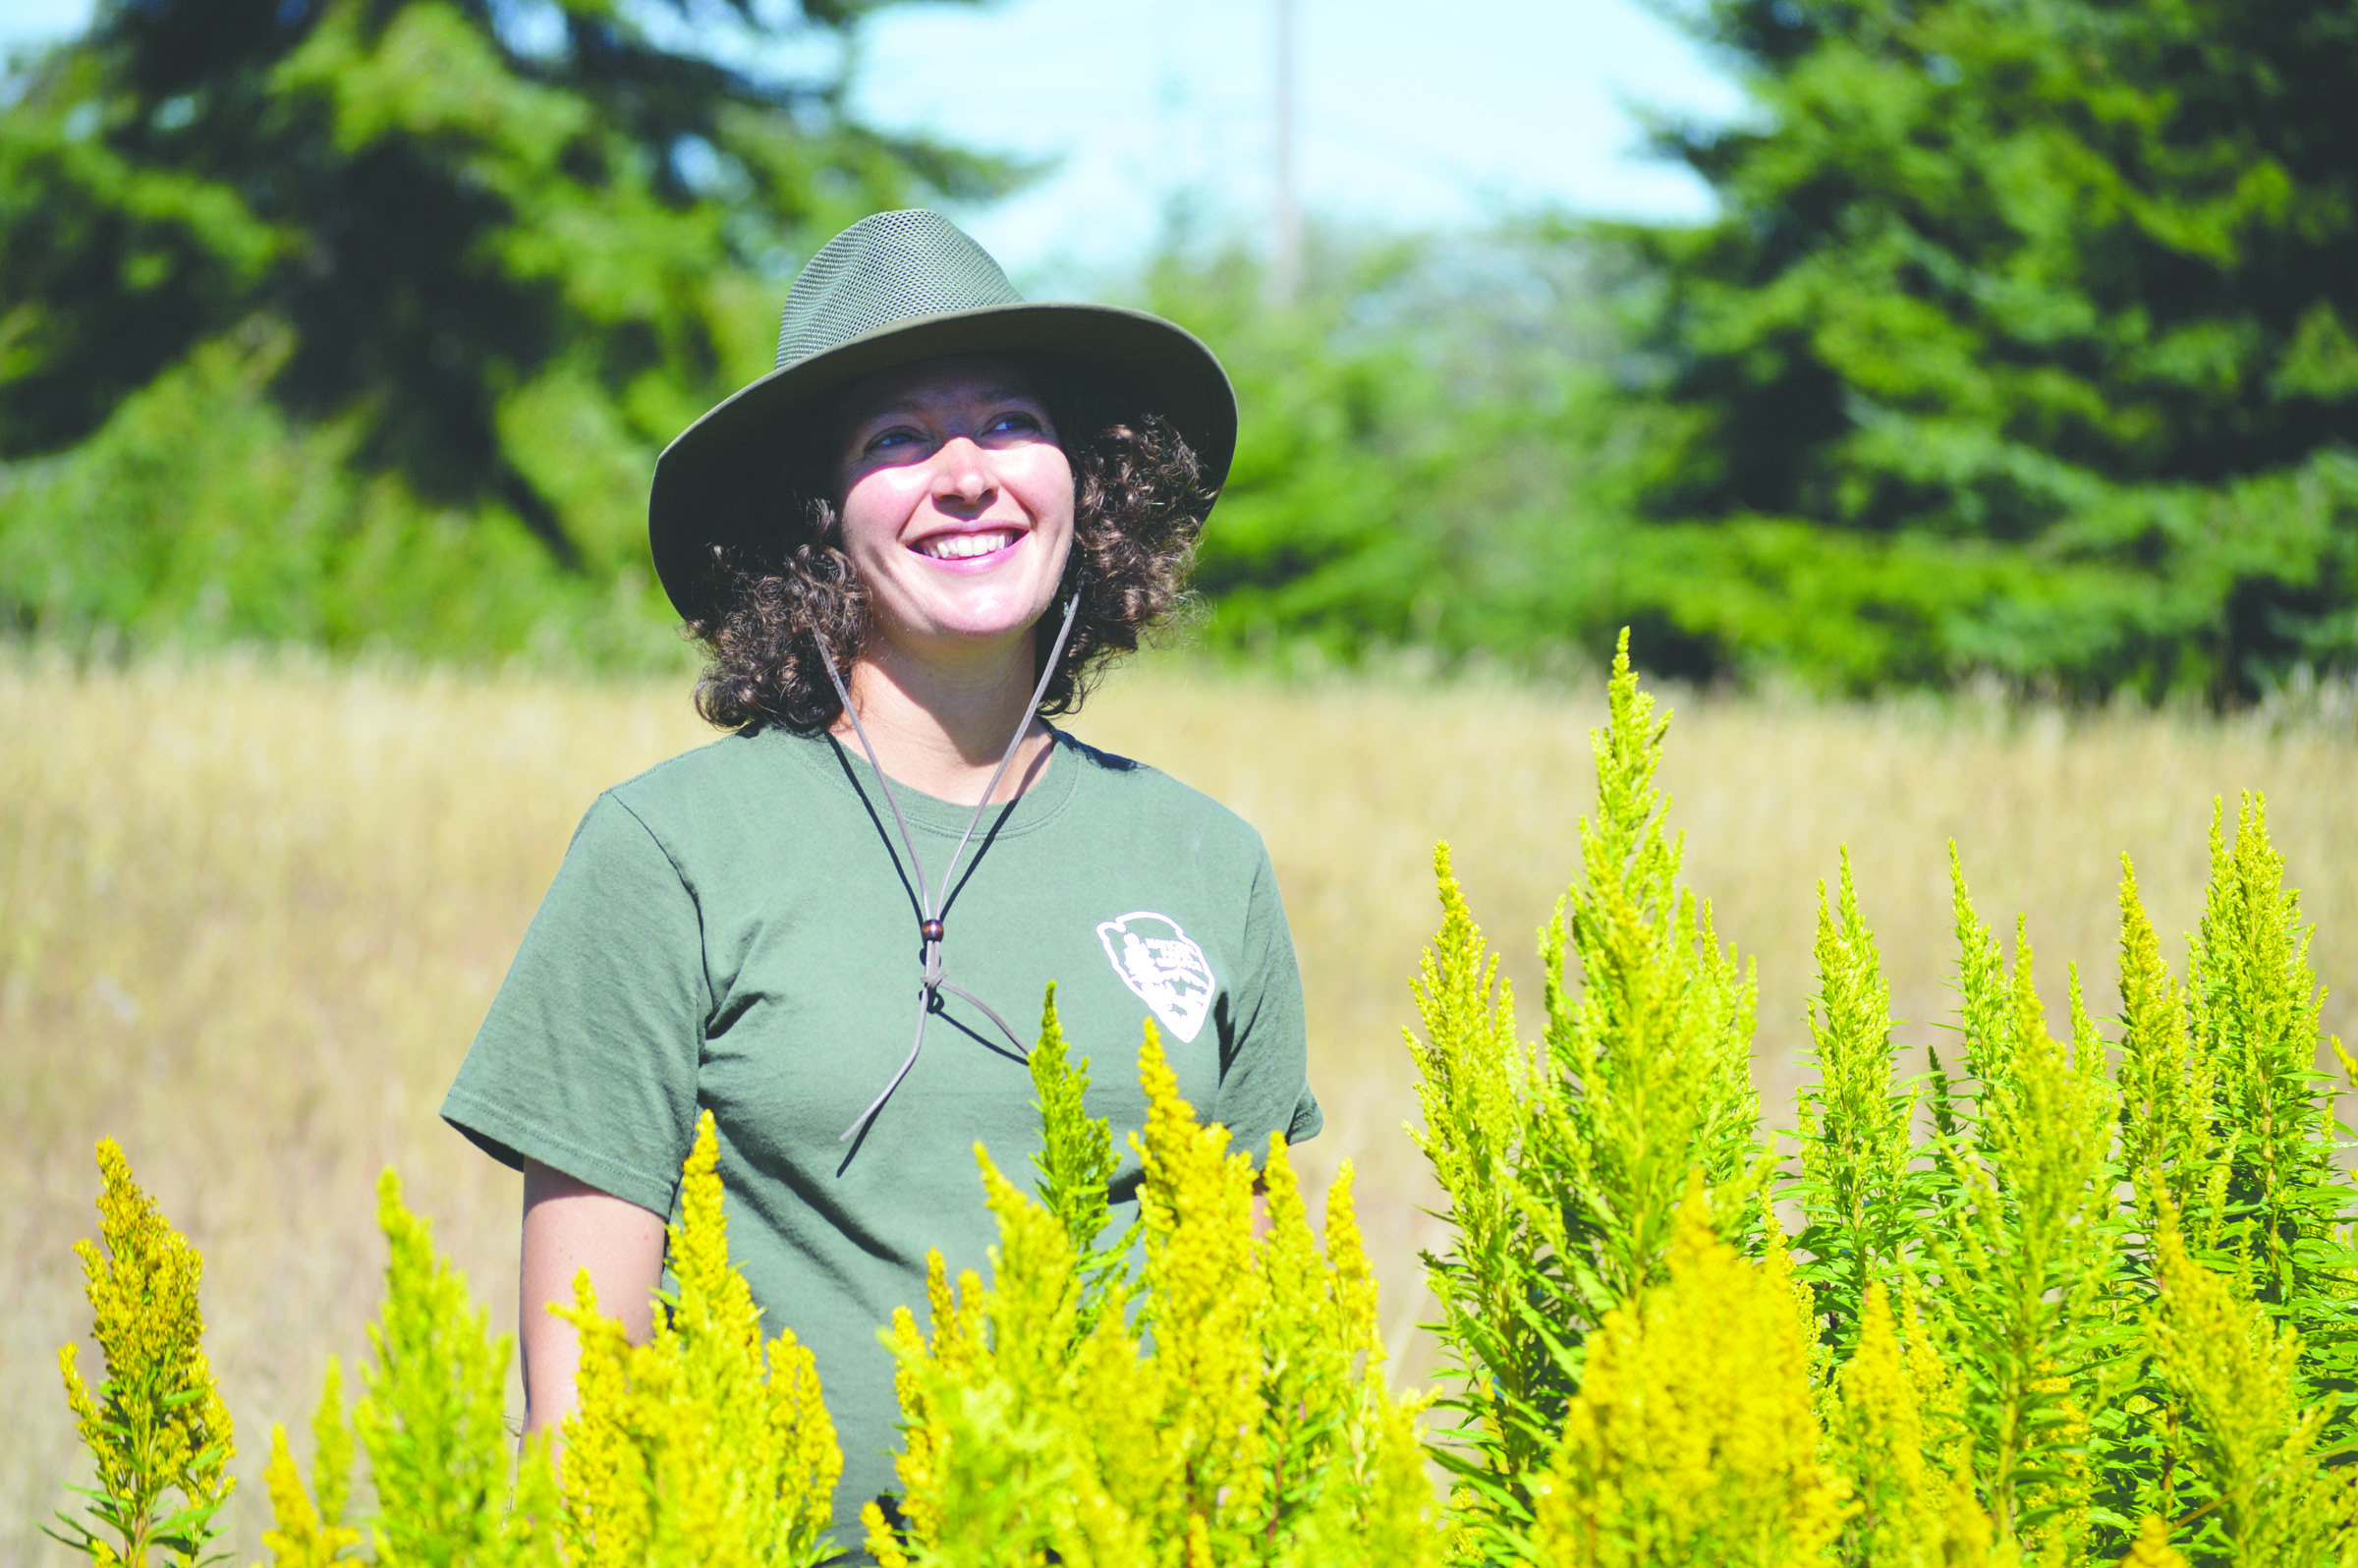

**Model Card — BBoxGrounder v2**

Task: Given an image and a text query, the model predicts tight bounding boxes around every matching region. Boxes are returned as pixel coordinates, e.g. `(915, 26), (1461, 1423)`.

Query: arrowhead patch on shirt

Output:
(1096, 911), (1215, 1044)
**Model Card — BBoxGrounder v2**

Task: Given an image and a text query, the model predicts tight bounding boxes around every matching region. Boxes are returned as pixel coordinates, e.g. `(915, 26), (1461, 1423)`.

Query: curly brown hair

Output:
(686, 367), (1212, 733)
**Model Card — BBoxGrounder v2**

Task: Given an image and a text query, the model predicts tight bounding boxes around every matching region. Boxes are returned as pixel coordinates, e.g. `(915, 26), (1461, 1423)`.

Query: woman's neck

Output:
(828, 639), (1054, 807)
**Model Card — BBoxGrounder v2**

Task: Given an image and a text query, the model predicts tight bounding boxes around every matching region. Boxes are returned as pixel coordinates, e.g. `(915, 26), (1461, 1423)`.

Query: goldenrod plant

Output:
(2114, 859), (2221, 1241)
(2145, 1214), (2358, 1564)
(247, 1169), (561, 1568)
(1408, 631), (1764, 1554)
(556, 1112), (841, 1568)
(1830, 1282), (1978, 1565)
(244, 1115), (815, 1567)
(1539, 633), (1764, 1307)
(355, 1170), (530, 1566)
(1926, 895), (2118, 1555)
(256, 1362), (362, 1568)
(1408, 642), (2357, 1566)
(1532, 1182), (1846, 1568)
(1791, 852), (1922, 1359)
(2119, 1516), (2188, 1568)
(1026, 984), (1136, 1339)
(2182, 799), (2358, 1349)
(868, 1015), (1438, 1567)
(52, 636), (2358, 1568)
(51, 1139), (237, 1567)
(2103, 824), (2358, 1548)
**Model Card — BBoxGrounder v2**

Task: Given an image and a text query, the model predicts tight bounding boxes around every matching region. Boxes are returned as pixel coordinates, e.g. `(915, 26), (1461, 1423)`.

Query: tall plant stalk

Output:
(1410, 629), (1762, 1556)
(51, 1140), (236, 1568)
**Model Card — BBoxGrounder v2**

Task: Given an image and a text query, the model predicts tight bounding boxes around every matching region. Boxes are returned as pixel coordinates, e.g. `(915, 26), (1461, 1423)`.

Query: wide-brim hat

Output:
(648, 208), (1238, 623)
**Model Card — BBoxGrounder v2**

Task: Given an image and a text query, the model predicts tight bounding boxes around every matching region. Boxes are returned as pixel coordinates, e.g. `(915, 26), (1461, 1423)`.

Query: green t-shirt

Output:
(441, 721), (1319, 1558)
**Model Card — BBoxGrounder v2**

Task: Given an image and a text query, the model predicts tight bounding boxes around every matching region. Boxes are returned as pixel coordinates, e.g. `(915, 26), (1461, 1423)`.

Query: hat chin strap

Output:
(816, 591), (1085, 1152)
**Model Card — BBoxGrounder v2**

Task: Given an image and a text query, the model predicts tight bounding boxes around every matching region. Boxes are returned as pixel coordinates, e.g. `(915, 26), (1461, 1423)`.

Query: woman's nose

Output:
(929, 436), (993, 504)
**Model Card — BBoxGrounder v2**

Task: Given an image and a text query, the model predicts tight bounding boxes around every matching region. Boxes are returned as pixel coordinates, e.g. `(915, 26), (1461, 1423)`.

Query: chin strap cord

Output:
(816, 591), (1084, 1147)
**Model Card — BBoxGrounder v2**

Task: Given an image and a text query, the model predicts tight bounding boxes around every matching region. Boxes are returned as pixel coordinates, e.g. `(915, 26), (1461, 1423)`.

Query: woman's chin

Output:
(873, 598), (1055, 664)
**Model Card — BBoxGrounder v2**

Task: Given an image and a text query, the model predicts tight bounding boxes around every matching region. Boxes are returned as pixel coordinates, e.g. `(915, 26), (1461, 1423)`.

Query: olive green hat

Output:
(648, 208), (1238, 622)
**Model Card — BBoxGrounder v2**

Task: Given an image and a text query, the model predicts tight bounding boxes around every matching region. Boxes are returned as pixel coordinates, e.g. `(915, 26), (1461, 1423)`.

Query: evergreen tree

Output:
(1611, 0), (2358, 699)
(0, 0), (1011, 657)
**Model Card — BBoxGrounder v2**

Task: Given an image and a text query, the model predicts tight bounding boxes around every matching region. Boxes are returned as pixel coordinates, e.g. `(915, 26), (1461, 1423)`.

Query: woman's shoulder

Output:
(595, 723), (832, 833)
(1053, 730), (1269, 859)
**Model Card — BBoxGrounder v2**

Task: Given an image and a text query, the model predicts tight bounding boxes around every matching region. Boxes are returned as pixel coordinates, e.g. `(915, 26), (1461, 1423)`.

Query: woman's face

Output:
(832, 354), (1075, 674)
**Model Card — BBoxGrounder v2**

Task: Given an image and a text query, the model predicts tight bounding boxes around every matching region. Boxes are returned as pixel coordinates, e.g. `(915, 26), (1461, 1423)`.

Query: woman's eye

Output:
(864, 426), (921, 455)
(986, 411), (1042, 436)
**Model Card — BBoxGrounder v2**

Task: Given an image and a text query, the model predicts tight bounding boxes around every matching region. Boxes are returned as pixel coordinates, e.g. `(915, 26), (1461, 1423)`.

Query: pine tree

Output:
(1610, 0), (2358, 700)
(0, 0), (1014, 655)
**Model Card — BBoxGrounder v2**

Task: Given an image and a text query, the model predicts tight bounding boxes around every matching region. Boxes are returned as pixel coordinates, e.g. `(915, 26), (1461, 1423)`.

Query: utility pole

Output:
(1265, 0), (1300, 309)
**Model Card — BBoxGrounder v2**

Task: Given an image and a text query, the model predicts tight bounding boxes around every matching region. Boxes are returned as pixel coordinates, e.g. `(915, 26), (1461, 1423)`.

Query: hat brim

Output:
(648, 300), (1237, 623)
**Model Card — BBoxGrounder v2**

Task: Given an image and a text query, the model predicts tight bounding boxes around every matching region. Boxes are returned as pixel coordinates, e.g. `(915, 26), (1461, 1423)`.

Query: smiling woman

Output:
(437, 209), (1319, 1563)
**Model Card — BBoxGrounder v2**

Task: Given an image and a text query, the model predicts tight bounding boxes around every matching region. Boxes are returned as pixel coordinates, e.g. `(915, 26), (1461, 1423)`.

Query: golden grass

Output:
(5, 649), (2351, 1565)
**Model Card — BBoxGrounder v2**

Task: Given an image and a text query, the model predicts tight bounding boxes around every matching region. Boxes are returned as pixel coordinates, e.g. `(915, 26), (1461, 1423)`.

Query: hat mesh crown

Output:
(774, 209), (1026, 372)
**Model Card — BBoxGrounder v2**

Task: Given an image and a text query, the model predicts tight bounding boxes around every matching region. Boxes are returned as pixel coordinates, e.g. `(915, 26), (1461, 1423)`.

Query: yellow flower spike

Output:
(1320, 1160), (1380, 1360)
(925, 1246), (954, 1324)
(356, 1167), (519, 1565)
(954, 1268), (985, 1339)
(1943, 1474), (1997, 1566)
(2120, 1515), (2187, 1568)
(1260, 1128), (1309, 1233)
(557, 1269), (649, 1568)
(1133, 1028), (1269, 1551)
(257, 1424), (327, 1567)
(769, 1329), (842, 1512)
(1754, 1186), (1833, 1401)
(1254, 1130), (1365, 1554)
(56, 1344), (103, 1468)
(1185, 1511), (1212, 1568)
(884, 1299), (952, 1545)
(1136, 1021), (1189, 1163)
(1835, 1281), (1983, 1564)
(671, 1114), (727, 1283)
(864, 1499), (910, 1568)
(1896, 1287), (1970, 1477)
(507, 1431), (566, 1568)
(54, 1138), (237, 1568)
(1536, 1179), (1845, 1567)
(1256, 1135), (1322, 1333)
(307, 1358), (353, 1536)
(1072, 1308), (1165, 1525)
(2147, 1211), (2352, 1564)
(257, 1355), (365, 1568)
(973, 1148), (1086, 1404)
(554, 1112), (842, 1568)
(667, 1112), (765, 1354)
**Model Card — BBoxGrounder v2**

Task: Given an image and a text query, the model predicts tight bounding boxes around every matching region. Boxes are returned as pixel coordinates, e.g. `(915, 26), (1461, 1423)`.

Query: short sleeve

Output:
(1213, 846), (1322, 1154)
(441, 793), (706, 1217)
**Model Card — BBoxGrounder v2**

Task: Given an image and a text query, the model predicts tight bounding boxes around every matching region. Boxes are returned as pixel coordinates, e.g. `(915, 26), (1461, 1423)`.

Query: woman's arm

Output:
(519, 1162), (666, 1434)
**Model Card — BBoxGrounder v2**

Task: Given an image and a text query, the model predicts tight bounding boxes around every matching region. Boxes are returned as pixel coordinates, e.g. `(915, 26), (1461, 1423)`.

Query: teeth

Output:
(918, 531), (1018, 561)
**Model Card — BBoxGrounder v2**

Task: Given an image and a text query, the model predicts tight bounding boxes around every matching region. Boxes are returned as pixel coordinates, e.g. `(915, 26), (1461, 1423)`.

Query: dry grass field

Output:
(4, 648), (2352, 1565)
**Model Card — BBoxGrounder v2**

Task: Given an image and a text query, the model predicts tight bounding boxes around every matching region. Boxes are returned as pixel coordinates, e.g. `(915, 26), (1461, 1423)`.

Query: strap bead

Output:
(921, 918), (944, 943)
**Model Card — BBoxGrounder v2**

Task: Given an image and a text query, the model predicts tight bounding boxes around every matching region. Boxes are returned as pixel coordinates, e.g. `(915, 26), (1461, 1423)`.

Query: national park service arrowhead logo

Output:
(1095, 911), (1215, 1044)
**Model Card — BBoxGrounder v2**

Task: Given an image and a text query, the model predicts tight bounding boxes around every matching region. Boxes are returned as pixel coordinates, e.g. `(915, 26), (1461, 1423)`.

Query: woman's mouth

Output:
(914, 528), (1022, 562)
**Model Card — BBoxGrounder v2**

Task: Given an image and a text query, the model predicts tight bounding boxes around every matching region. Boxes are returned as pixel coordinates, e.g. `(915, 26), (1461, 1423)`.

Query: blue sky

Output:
(843, 0), (1747, 284)
(1, 0), (1748, 285)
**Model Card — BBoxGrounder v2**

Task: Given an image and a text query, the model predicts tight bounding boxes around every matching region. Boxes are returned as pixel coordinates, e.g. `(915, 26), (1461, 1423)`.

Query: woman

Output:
(441, 209), (1321, 1555)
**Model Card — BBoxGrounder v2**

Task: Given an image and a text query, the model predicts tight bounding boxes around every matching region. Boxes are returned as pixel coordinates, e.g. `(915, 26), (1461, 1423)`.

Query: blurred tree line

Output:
(4, 0), (2354, 700)
(0, 0), (1013, 659)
